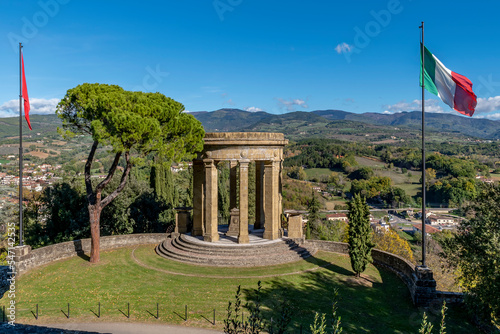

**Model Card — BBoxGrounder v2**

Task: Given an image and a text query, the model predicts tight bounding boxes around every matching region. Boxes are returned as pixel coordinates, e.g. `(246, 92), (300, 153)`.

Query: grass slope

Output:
(1, 245), (476, 333)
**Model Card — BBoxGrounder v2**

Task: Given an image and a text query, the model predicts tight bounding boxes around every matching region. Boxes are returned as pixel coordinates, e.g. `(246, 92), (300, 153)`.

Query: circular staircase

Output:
(155, 232), (316, 267)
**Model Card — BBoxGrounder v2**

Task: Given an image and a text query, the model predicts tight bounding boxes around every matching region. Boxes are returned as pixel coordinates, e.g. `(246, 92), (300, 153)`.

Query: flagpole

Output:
(19, 43), (24, 247)
(419, 22), (426, 267)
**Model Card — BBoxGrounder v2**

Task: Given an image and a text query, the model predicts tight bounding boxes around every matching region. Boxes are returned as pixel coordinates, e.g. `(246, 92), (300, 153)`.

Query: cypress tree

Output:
(306, 189), (320, 239)
(218, 162), (230, 224)
(151, 158), (178, 225)
(347, 193), (374, 278)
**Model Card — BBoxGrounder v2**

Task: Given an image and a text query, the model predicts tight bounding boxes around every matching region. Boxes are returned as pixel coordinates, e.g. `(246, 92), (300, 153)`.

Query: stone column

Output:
(229, 160), (238, 210)
(263, 160), (279, 240)
(192, 159), (204, 236)
(238, 160), (250, 243)
(203, 159), (219, 242)
(254, 161), (264, 229)
(279, 159), (283, 225)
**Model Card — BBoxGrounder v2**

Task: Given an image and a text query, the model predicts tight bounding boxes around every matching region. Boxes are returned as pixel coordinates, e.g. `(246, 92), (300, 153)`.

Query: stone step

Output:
(155, 235), (317, 267)
(172, 235), (300, 256)
(179, 234), (296, 250)
(169, 239), (309, 262)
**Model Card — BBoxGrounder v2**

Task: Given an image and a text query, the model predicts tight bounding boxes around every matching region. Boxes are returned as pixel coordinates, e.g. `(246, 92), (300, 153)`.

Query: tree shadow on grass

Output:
(241, 256), (477, 334)
(242, 270), (395, 333)
(73, 239), (90, 261)
(302, 252), (353, 277)
(241, 256), (414, 334)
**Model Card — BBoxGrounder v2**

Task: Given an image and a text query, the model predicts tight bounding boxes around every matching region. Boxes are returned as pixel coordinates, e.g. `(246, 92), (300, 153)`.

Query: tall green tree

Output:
(306, 190), (321, 239)
(441, 184), (500, 329)
(56, 83), (204, 263)
(347, 194), (374, 278)
(150, 159), (178, 225)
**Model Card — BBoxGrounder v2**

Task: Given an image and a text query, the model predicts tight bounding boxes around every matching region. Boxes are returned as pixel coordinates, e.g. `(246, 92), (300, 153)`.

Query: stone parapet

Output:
(12, 233), (166, 276)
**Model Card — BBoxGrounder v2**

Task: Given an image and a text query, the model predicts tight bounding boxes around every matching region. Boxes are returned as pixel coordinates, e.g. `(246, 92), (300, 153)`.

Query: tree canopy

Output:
(441, 184), (500, 329)
(57, 83), (204, 162)
(56, 83), (205, 262)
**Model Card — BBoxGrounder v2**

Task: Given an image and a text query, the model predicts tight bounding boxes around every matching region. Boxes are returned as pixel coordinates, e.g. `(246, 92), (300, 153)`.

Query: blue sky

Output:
(1, 0), (500, 119)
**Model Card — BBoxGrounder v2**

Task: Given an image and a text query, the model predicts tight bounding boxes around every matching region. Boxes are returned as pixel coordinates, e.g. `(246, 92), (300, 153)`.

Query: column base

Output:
(203, 233), (219, 242)
(192, 228), (204, 237)
(238, 235), (249, 244)
(263, 230), (279, 240)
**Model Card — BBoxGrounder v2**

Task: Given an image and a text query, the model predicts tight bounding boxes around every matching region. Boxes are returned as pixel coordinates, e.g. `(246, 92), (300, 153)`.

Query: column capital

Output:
(264, 160), (278, 167)
(203, 159), (216, 168)
(238, 159), (251, 168)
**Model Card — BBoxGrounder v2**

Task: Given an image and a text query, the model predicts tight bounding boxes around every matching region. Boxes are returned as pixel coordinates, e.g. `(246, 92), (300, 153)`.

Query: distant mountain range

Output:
(1, 109), (499, 141)
(190, 109), (500, 140)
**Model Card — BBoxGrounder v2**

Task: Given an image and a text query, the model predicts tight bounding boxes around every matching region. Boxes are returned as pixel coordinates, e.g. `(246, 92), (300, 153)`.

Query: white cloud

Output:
(382, 110), (400, 115)
(484, 113), (500, 120)
(383, 99), (445, 114)
(0, 98), (59, 117)
(245, 107), (263, 112)
(475, 96), (500, 114)
(335, 42), (353, 54)
(474, 113), (500, 120)
(277, 98), (308, 111)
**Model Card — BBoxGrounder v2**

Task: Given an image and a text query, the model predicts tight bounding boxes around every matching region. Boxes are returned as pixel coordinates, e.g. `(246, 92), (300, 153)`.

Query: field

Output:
(491, 173), (500, 181)
(355, 156), (386, 169)
(25, 151), (51, 159)
(302, 158), (422, 199)
(397, 183), (422, 197)
(304, 168), (331, 180)
(0, 245), (477, 333)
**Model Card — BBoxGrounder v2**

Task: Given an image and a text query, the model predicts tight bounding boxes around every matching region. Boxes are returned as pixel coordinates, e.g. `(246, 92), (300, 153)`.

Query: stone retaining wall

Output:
(12, 233), (166, 276)
(3, 236), (461, 308)
(305, 240), (454, 307)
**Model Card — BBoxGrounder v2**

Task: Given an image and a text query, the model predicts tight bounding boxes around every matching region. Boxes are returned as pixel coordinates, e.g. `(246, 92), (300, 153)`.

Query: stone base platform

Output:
(155, 227), (315, 267)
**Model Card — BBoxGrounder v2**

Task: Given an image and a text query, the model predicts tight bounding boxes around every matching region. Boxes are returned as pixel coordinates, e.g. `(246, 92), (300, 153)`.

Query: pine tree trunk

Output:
(89, 203), (102, 263)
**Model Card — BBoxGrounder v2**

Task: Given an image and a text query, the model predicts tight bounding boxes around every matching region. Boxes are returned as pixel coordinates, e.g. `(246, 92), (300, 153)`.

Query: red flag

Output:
(21, 52), (32, 130)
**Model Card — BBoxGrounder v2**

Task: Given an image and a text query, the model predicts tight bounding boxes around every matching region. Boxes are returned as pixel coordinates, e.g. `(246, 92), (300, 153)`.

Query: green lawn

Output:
(1, 245), (476, 333)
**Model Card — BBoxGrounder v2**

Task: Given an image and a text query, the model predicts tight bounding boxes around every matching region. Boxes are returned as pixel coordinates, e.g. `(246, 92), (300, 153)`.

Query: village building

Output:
(412, 223), (440, 236)
(427, 214), (455, 226)
(326, 213), (348, 222)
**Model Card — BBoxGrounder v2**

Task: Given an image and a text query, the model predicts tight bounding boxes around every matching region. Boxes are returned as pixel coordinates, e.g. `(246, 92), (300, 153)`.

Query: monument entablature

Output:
(192, 132), (288, 244)
(201, 132), (287, 161)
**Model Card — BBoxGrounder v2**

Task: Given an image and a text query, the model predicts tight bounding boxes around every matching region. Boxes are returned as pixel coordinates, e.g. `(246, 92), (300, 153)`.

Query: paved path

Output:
(1, 322), (223, 333)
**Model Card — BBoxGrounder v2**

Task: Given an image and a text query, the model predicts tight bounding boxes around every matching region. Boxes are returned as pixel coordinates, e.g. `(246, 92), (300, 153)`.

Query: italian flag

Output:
(420, 45), (476, 117)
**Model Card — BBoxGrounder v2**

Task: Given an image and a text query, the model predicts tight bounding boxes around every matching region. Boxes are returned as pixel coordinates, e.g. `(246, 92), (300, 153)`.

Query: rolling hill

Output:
(1, 109), (499, 142)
